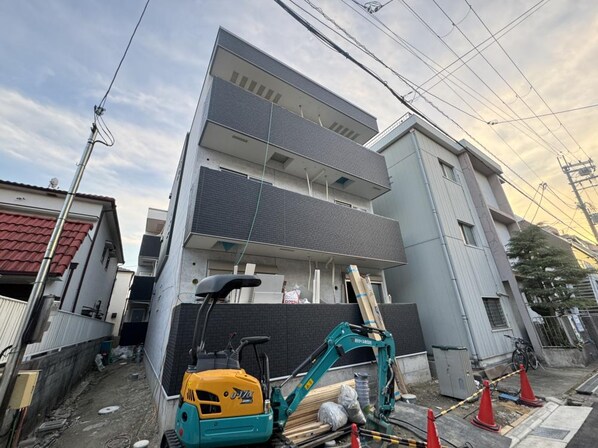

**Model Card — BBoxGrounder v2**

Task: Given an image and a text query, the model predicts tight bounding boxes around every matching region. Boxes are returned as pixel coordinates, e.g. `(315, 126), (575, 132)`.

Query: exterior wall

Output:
(66, 214), (119, 316)
(107, 270), (134, 336)
(20, 338), (105, 436)
(374, 127), (527, 365)
(494, 221), (512, 250)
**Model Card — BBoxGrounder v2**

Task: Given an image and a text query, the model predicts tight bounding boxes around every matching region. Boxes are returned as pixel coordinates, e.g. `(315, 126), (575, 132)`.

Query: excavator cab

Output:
(168, 275), (274, 448)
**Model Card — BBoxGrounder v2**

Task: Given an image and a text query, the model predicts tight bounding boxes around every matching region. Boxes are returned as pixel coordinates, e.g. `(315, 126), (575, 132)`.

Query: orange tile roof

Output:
(0, 212), (93, 276)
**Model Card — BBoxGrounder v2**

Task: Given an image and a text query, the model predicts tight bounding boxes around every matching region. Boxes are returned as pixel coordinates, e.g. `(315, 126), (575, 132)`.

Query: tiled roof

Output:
(0, 212), (93, 276)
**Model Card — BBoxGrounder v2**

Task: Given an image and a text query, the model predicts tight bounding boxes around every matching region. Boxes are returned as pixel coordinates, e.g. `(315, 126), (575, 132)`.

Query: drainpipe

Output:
(410, 130), (481, 363)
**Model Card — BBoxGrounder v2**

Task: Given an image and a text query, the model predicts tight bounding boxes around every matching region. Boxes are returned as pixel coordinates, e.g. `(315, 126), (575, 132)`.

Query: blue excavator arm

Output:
(270, 322), (396, 430)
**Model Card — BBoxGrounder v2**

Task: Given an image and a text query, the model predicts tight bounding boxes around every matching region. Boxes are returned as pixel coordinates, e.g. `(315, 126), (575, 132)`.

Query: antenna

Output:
(48, 178), (59, 189)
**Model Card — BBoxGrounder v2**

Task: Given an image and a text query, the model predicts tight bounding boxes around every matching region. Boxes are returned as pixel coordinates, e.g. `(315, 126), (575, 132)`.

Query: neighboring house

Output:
(119, 208), (166, 346)
(144, 29), (431, 431)
(106, 267), (135, 337)
(370, 114), (542, 367)
(0, 179), (121, 434)
(0, 179), (124, 318)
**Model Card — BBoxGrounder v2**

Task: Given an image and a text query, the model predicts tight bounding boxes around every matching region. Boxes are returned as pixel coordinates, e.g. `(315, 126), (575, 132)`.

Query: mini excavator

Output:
(161, 275), (398, 448)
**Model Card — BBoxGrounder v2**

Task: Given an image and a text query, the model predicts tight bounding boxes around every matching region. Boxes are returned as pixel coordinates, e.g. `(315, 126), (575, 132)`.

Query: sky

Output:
(1, 0), (597, 269)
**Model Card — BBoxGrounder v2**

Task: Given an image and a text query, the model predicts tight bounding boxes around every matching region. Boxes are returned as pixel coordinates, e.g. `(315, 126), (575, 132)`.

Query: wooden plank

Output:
(346, 265), (380, 343)
(363, 275), (408, 395)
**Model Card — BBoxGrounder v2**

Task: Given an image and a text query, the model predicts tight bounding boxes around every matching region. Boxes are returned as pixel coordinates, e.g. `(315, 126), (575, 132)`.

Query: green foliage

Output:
(507, 225), (594, 312)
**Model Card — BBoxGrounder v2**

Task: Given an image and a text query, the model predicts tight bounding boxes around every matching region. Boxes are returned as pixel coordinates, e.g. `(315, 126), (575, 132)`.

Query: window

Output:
(459, 222), (477, 246)
(345, 278), (384, 303)
(483, 297), (508, 329)
(439, 160), (457, 182)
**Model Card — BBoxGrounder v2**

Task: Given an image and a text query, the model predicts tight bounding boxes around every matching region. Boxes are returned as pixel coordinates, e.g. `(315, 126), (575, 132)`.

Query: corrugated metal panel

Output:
(0, 296), (27, 363)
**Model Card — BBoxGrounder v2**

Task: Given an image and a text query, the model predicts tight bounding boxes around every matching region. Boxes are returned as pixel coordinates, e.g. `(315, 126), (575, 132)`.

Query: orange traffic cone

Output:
(350, 423), (361, 448)
(471, 380), (500, 432)
(426, 408), (442, 448)
(518, 364), (543, 407)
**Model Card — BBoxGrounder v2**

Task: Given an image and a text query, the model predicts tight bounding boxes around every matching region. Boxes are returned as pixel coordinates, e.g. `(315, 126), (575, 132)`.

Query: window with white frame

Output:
(482, 297), (508, 329)
(439, 160), (457, 182)
(459, 222), (477, 246)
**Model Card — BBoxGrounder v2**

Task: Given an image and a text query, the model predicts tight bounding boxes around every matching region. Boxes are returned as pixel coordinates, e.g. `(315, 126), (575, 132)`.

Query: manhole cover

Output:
(531, 427), (570, 440)
(98, 405), (120, 415)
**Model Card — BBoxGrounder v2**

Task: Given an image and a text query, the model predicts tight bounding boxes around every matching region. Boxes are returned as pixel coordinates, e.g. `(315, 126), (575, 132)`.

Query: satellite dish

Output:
(48, 178), (59, 189)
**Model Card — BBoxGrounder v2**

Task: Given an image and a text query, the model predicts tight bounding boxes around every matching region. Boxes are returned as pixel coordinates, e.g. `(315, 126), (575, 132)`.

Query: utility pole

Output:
(559, 157), (598, 243)
(0, 118), (100, 425)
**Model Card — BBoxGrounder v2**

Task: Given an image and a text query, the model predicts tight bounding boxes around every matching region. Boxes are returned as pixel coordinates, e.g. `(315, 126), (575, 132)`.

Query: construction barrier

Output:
(434, 366), (524, 419)
(517, 364), (543, 407)
(471, 380), (500, 432)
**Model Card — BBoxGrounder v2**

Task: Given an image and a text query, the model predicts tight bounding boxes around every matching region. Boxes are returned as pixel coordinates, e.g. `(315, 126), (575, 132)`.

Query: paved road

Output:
(567, 402), (598, 448)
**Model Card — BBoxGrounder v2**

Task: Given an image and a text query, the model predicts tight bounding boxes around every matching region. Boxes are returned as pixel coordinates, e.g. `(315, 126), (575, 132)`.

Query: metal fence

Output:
(0, 295), (113, 363)
(532, 314), (588, 348)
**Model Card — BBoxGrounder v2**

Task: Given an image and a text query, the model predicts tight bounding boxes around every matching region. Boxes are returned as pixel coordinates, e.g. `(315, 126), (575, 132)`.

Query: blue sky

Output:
(1, 0), (597, 268)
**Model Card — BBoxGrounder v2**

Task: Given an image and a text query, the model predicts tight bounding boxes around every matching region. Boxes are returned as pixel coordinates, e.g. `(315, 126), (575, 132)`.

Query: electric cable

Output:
(418, 0), (550, 91)
(317, 0), (582, 223)
(531, 183), (547, 222)
(522, 184), (541, 221)
(431, 0), (572, 156)
(277, 0), (591, 241)
(400, 0), (562, 156)
(235, 104), (274, 266)
(464, 0), (591, 160)
(489, 103), (598, 124)
(343, 0), (554, 180)
(97, 0), (151, 110)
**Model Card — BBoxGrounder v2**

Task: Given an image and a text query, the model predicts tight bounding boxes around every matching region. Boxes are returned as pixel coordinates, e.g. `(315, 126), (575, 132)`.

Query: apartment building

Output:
(143, 29), (433, 430)
(370, 114), (542, 367)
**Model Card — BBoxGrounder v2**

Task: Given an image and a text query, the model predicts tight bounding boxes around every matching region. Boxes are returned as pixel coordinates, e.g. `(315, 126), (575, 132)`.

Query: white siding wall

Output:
(106, 270), (134, 336)
(373, 133), (468, 351)
(416, 132), (518, 361)
(494, 221), (512, 252)
(474, 170), (499, 208)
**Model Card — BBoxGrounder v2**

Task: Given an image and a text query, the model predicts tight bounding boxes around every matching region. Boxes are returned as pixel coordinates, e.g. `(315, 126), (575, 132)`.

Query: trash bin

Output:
(432, 345), (477, 400)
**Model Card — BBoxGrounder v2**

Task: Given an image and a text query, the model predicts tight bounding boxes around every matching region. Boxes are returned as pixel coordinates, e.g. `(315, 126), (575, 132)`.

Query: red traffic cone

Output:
(350, 423), (361, 448)
(518, 364), (543, 407)
(472, 380), (500, 432)
(426, 408), (442, 448)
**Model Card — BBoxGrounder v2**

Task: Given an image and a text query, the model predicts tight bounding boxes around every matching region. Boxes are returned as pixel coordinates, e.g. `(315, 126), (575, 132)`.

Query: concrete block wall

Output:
(20, 338), (105, 436)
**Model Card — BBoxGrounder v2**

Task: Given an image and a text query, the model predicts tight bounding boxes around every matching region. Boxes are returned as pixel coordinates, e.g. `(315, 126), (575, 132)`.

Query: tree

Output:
(507, 225), (594, 314)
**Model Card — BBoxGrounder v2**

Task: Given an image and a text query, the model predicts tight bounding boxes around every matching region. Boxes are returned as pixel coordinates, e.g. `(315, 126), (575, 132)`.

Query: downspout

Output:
(410, 130), (481, 363)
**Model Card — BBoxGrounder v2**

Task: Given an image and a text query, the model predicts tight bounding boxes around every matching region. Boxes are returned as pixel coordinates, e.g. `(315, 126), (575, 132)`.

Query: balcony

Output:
(128, 275), (155, 302)
(209, 28), (378, 144)
(200, 77), (390, 200)
(185, 167), (406, 268)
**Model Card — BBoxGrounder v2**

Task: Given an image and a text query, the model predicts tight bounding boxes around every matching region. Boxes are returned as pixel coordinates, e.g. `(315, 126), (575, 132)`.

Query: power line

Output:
(488, 102), (598, 124)
(431, 0), (572, 157)
(279, 0), (588, 242)
(464, 0), (591, 160)
(400, 0), (562, 156)
(97, 0), (151, 110)
(342, 0), (580, 215)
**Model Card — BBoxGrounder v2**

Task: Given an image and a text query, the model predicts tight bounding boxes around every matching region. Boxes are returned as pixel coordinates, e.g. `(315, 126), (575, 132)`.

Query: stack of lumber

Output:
(283, 380), (354, 444)
(346, 265), (409, 395)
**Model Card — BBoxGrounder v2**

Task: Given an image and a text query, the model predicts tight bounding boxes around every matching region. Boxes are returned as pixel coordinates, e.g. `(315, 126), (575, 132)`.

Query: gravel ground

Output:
(21, 361), (161, 448)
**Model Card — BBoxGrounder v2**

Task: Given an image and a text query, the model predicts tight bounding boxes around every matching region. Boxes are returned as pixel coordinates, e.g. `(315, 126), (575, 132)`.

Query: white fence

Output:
(0, 295), (113, 363)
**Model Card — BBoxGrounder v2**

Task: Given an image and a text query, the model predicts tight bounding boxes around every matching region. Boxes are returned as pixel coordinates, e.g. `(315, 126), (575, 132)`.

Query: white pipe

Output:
(325, 176), (329, 201)
(305, 169), (312, 196)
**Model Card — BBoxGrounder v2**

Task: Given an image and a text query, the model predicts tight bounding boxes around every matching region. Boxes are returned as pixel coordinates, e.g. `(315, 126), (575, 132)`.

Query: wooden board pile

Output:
(283, 380), (354, 445)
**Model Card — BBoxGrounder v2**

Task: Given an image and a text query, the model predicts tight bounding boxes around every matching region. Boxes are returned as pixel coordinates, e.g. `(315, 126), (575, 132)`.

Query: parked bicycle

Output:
(504, 334), (539, 371)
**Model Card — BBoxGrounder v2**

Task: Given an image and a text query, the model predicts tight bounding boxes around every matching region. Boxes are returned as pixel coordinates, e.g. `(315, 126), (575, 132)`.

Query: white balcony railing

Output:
(0, 295), (113, 363)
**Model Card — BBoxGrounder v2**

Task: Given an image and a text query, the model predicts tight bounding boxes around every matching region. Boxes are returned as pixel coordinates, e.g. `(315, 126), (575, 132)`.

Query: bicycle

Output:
(504, 334), (539, 371)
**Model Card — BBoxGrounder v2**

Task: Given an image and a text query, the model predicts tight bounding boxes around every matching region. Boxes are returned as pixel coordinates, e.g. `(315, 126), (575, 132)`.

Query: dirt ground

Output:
(22, 361), (161, 448)
(406, 379), (531, 428)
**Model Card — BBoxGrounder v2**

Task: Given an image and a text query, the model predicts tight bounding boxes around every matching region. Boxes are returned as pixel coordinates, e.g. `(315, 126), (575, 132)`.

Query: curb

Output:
(505, 401), (559, 447)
